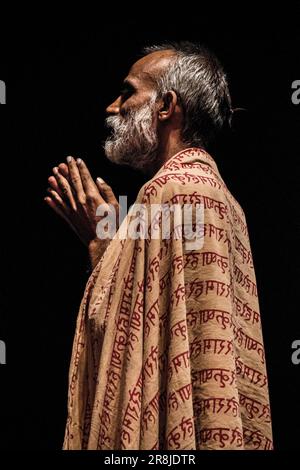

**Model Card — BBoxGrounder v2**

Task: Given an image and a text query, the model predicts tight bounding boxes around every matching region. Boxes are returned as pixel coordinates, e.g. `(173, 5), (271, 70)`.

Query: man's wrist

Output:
(88, 238), (111, 270)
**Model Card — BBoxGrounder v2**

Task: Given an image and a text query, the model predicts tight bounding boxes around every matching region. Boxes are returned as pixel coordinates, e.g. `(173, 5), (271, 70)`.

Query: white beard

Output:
(104, 95), (159, 172)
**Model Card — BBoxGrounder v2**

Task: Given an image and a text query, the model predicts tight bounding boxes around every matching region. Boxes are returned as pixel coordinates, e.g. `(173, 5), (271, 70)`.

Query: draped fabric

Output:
(63, 147), (273, 450)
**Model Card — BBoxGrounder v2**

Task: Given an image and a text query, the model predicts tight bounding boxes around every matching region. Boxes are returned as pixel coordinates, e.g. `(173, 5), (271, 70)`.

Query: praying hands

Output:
(45, 156), (119, 268)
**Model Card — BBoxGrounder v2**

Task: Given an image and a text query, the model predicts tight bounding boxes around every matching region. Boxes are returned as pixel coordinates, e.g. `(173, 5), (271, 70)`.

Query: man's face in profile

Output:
(104, 87), (159, 172)
(104, 51), (174, 172)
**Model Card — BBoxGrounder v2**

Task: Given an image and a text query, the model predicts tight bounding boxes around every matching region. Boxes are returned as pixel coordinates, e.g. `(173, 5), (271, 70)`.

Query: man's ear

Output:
(158, 91), (178, 121)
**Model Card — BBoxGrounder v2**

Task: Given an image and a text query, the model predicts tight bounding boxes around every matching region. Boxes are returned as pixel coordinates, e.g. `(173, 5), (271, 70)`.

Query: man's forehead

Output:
(126, 50), (176, 86)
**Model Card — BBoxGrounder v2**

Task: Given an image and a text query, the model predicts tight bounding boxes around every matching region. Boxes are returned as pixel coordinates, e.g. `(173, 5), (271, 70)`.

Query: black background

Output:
(0, 14), (299, 451)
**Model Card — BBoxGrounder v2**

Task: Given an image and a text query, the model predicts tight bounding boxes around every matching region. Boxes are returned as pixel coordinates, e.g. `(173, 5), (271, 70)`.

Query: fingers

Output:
(45, 189), (70, 219)
(45, 195), (66, 219)
(46, 187), (68, 211)
(76, 158), (99, 195)
(48, 156), (114, 213)
(58, 163), (69, 179)
(49, 164), (72, 200)
(52, 166), (77, 211)
(66, 156), (85, 203)
(48, 175), (63, 197)
(96, 177), (118, 205)
(44, 192), (77, 234)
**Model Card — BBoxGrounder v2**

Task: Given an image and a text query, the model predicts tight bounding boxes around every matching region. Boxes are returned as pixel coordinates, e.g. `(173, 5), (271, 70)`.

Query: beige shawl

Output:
(63, 147), (273, 450)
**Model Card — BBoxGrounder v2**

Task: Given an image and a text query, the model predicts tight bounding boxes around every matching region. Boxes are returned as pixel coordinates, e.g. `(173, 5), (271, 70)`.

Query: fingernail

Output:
(53, 167), (58, 174)
(77, 158), (82, 165)
(67, 156), (72, 163)
(97, 177), (105, 184)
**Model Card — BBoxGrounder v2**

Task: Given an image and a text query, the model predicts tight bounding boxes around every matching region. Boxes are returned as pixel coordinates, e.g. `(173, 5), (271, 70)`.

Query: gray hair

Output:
(143, 42), (233, 149)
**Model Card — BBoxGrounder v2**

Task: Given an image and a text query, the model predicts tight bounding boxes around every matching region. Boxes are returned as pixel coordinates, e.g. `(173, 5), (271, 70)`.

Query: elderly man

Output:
(45, 42), (273, 450)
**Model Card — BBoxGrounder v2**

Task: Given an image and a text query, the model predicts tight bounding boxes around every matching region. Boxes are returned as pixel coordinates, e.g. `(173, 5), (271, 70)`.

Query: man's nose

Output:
(106, 96), (121, 115)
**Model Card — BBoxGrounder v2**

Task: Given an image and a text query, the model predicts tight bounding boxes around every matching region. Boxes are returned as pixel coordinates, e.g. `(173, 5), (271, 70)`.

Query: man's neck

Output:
(146, 138), (188, 178)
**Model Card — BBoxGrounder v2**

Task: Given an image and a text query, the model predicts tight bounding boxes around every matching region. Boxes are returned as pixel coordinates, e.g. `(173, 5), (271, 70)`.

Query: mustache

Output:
(105, 115), (125, 131)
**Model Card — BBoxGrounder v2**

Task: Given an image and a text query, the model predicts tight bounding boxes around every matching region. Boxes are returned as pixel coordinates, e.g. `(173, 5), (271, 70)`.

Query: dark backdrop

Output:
(0, 18), (299, 451)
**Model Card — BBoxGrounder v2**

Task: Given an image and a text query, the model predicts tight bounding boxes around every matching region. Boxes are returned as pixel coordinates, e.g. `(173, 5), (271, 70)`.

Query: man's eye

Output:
(120, 86), (135, 99)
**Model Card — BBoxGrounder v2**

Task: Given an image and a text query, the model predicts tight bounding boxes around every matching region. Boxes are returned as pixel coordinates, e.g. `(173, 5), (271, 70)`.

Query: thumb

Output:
(96, 177), (118, 205)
